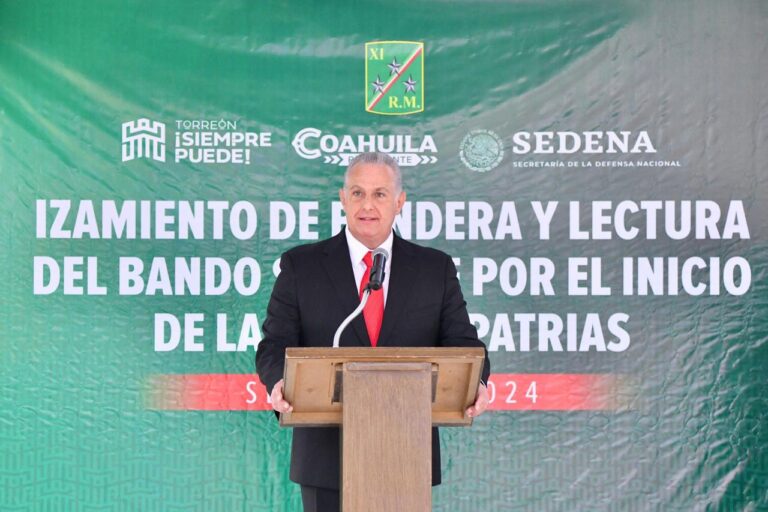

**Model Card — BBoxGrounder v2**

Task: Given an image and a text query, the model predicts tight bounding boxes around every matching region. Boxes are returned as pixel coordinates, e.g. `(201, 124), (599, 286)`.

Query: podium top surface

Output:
(285, 346), (485, 359)
(281, 346), (485, 427)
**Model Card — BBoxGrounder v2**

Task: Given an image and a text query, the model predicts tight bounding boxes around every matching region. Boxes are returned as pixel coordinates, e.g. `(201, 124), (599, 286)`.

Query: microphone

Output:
(367, 248), (389, 291)
(332, 247), (389, 348)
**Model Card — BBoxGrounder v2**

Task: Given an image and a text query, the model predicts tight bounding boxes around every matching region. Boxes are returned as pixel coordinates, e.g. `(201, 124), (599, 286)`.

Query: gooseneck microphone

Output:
(332, 248), (390, 348)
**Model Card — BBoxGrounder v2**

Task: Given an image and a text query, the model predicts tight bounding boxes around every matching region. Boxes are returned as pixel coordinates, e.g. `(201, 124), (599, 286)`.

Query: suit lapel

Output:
(377, 236), (417, 346)
(321, 231), (369, 346)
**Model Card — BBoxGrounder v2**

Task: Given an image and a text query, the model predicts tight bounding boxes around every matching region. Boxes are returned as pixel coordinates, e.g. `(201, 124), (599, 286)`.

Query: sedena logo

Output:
(365, 41), (424, 115)
(122, 118), (166, 162)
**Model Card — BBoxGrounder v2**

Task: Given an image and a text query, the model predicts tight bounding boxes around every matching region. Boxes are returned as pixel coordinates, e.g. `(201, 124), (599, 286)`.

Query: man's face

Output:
(339, 162), (406, 249)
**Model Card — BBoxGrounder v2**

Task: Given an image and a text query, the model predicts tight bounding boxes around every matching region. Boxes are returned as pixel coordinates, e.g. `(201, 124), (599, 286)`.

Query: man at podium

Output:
(256, 152), (491, 512)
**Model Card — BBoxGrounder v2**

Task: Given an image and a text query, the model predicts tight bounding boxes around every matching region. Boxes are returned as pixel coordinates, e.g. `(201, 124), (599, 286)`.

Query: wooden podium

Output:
(280, 347), (485, 512)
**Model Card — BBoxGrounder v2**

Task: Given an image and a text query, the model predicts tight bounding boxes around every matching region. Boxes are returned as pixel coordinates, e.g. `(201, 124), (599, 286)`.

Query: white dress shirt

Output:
(344, 228), (393, 305)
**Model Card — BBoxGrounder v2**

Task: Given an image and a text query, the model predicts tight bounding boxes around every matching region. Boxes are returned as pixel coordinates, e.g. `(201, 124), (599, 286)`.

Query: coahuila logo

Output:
(122, 118), (166, 162)
(291, 128), (437, 166)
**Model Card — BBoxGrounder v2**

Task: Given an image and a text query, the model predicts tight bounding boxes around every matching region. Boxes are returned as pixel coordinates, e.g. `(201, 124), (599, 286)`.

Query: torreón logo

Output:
(122, 118), (166, 162)
(121, 118), (272, 165)
(291, 127), (437, 167)
(365, 41), (424, 115)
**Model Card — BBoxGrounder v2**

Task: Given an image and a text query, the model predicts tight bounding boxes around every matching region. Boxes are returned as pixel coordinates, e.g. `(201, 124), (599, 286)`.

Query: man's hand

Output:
(270, 378), (293, 414)
(466, 382), (489, 418)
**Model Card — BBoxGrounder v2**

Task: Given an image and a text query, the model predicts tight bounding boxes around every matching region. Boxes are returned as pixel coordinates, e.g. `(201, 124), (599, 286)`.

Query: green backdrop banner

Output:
(1, 1), (766, 510)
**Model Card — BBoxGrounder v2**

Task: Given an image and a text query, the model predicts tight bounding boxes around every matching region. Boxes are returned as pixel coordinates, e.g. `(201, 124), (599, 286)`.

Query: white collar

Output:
(345, 229), (394, 265)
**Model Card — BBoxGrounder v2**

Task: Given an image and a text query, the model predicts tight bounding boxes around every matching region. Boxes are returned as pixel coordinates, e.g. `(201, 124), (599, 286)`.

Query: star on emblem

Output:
(387, 57), (402, 76)
(404, 75), (417, 93)
(371, 75), (385, 94)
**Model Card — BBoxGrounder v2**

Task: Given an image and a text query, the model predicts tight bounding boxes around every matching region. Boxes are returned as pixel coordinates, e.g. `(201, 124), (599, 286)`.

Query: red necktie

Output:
(359, 251), (384, 347)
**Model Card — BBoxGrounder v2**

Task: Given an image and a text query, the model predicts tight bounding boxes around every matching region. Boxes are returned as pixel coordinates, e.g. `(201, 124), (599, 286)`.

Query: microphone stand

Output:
(332, 287), (371, 348)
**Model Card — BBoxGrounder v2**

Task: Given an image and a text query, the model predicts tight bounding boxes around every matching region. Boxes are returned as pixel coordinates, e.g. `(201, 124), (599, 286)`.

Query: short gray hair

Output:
(344, 152), (403, 193)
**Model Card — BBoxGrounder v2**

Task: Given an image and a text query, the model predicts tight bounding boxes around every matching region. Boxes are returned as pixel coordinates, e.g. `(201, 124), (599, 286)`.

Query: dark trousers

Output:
(300, 485), (340, 512)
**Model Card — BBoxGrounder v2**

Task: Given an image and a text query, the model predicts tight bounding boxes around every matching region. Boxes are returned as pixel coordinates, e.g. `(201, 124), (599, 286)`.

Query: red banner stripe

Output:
(145, 373), (627, 411)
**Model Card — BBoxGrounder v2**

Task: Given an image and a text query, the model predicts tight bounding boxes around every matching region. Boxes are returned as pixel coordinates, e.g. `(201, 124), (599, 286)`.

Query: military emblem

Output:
(365, 41), (424, 115)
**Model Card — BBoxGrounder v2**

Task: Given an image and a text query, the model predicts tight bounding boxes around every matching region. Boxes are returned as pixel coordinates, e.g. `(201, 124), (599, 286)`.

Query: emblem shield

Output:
(365, 41), (424, 115)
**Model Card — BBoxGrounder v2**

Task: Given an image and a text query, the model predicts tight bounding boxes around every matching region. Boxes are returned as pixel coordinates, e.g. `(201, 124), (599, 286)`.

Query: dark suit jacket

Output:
(256, 230), (491, 490)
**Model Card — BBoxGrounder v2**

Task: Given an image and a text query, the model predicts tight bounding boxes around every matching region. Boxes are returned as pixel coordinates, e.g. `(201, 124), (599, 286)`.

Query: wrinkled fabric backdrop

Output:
(1, 1), (766, 510)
